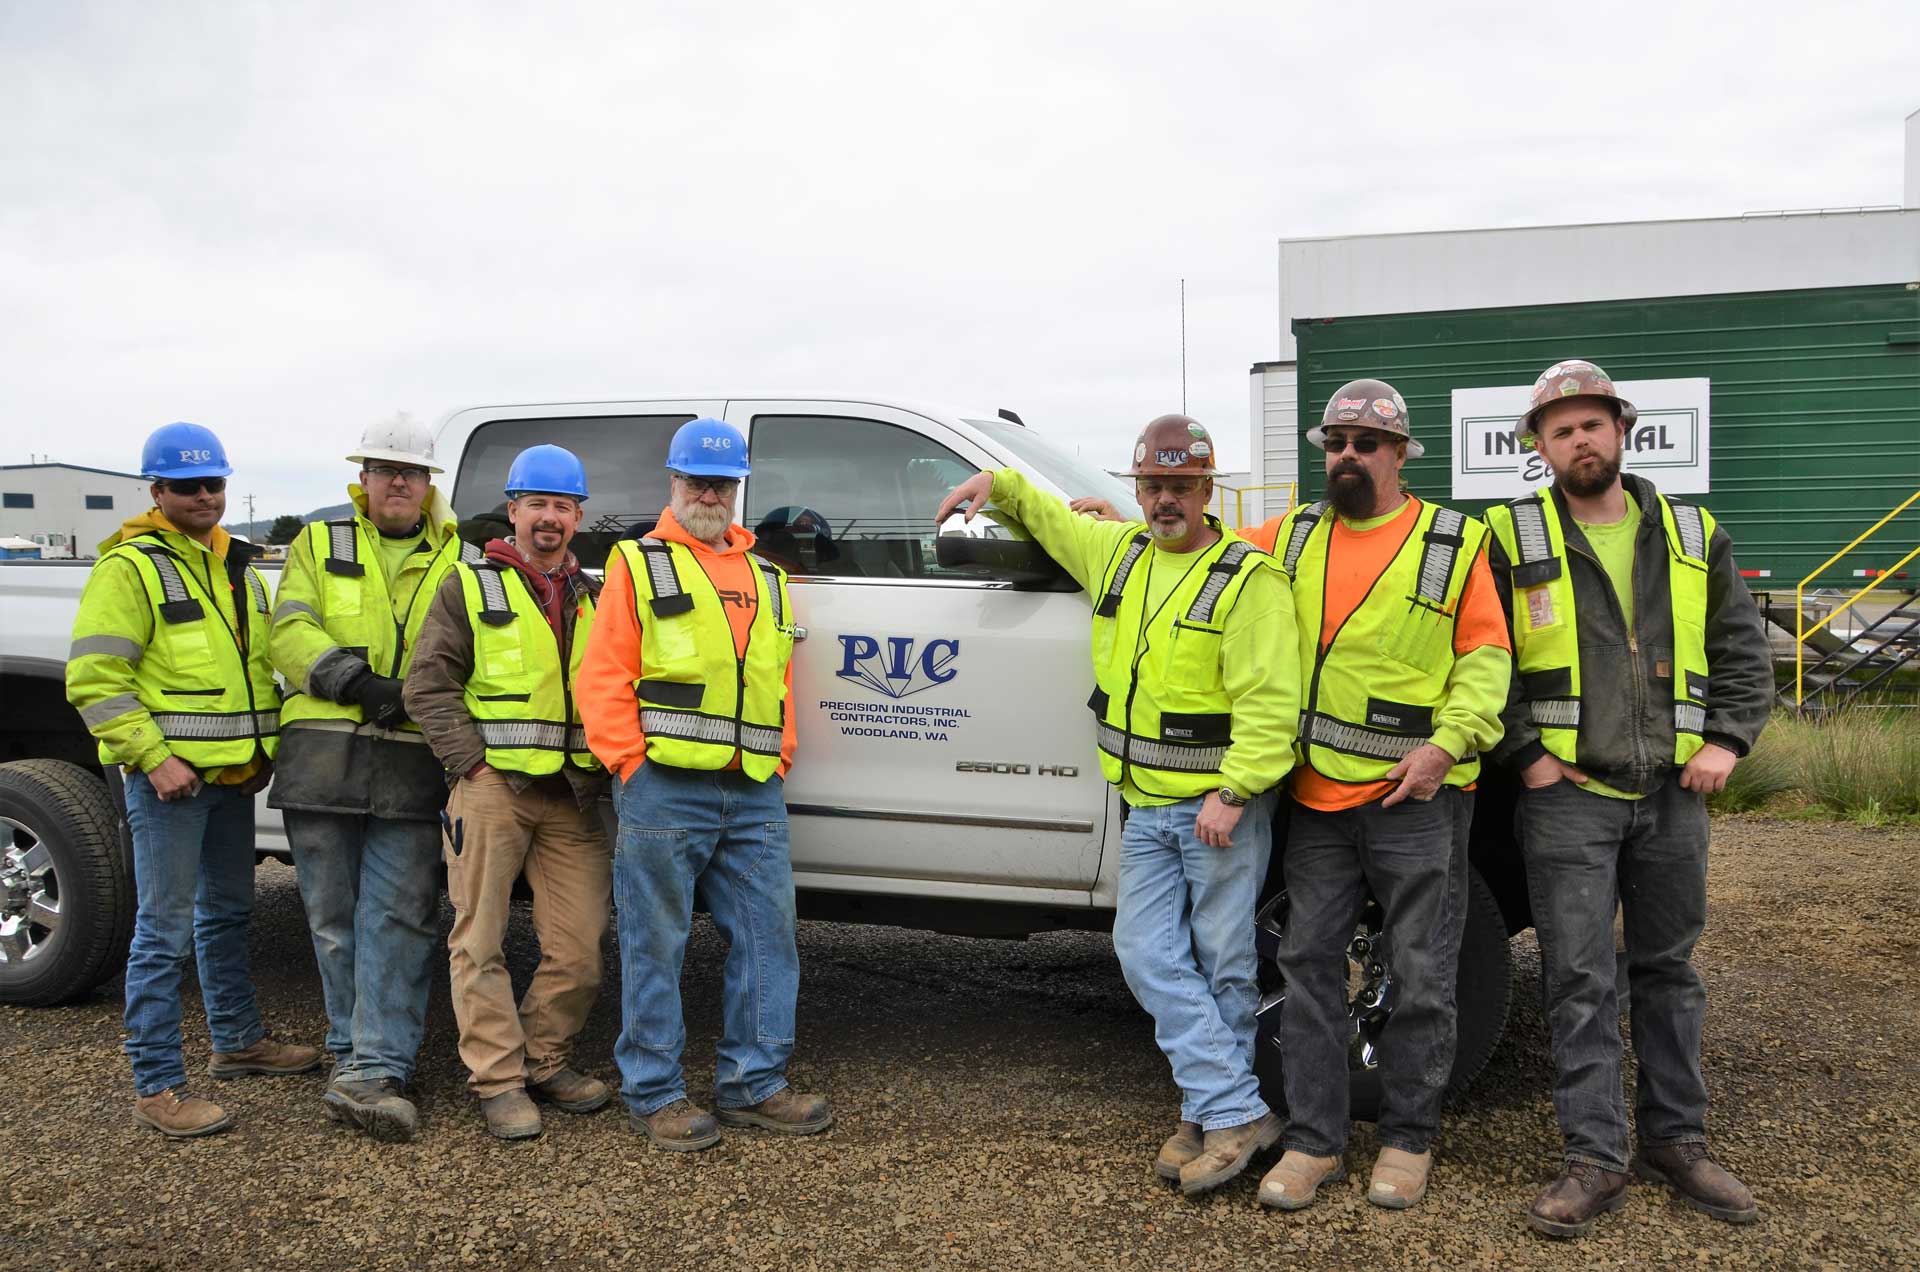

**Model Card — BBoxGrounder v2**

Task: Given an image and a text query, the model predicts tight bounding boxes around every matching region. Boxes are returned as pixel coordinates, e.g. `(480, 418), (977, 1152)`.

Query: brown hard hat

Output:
(1123, 414), (1218, 476)
(1306, 379), (1424, 459)
(1517, 359), (1638, 437)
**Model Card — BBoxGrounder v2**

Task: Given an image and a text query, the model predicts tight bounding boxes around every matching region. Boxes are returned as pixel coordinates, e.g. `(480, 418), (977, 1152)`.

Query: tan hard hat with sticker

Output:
(1516, 359), (1638, 437)
(1305, 378), (1424, 459)
(1123, 414), (1219, 476)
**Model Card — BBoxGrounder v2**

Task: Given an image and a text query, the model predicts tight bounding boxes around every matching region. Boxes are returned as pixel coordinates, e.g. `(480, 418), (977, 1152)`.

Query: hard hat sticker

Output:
(1134, 441), (1148, 463)
(1156, 449), (1189, 466)
(1372, 399), (1398, 420)
(1187, 421), (1207, 438)
(1336, 397), (1367, 412)
(1189, 440), (1212, 458)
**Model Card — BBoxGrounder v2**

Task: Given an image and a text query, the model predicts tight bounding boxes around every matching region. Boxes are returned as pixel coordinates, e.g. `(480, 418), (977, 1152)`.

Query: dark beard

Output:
(1559, 451), (1623, 498)
(1325, 465), (1375, 519)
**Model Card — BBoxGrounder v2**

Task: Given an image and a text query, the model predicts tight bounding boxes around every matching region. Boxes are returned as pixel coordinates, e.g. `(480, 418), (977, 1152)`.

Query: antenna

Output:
(1179, 279), (1188, 414)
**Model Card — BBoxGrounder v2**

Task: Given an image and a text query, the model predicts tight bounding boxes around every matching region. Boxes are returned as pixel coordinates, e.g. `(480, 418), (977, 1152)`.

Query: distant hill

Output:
(224, 500), (353, 541)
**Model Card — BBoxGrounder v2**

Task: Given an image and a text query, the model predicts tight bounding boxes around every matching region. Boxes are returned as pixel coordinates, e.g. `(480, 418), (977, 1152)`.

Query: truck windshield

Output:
(967, 418), (1142, 519)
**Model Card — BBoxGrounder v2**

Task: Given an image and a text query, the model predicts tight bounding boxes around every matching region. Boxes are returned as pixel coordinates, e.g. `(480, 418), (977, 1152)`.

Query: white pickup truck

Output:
(0, 396), (1527, 1116)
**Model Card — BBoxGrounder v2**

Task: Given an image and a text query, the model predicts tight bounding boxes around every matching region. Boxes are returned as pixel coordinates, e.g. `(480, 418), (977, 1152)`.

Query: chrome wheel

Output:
(0, 815), (63, 965)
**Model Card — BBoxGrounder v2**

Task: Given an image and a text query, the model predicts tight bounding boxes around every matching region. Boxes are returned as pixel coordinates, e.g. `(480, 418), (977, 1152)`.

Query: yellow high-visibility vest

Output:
(455, 561), (599, 776)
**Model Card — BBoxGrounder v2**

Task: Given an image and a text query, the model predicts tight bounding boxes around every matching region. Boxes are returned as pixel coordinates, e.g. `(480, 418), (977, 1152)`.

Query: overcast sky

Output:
(4, 2), (1916, 518)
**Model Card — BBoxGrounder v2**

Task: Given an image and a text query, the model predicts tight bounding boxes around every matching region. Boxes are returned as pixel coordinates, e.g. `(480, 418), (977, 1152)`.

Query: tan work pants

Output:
(443, 770), (612, 1097)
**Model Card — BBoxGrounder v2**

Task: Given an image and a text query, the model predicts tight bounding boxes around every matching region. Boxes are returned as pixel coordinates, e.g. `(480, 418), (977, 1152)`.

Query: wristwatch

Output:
(1217, 786), (1248, 807)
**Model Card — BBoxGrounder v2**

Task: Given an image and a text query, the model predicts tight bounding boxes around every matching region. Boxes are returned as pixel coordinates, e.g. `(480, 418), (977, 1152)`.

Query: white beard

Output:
(1149, 516), (1189, 543)
(674, 496), (733, 543)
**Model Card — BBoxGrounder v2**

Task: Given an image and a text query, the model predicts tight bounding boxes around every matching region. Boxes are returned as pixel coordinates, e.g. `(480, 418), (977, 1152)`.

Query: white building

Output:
(1248, 108), (1920, 522)
(0, 463), (154, 559)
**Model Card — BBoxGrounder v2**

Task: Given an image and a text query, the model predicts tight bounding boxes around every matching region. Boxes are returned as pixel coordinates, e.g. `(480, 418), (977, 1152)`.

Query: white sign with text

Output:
(1450, 378), (1711, 500)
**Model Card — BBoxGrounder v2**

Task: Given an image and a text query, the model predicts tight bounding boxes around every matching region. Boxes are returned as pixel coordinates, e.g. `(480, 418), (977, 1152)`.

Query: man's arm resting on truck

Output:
(934, 468), (1137, 594)
(402, 573), (488, 780)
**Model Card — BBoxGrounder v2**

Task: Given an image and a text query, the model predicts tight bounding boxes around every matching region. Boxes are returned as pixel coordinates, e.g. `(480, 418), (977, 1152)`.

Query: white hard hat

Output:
(346, 411), (442, 473)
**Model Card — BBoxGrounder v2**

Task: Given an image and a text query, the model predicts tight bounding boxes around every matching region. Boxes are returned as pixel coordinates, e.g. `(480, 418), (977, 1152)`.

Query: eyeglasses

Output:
(1323, 434), (1384, 455)
(1135, 478), (1204, 498)
(676, 476), (740, 498)
(158, 477), (226, 496)
(364, 464), (430, 484)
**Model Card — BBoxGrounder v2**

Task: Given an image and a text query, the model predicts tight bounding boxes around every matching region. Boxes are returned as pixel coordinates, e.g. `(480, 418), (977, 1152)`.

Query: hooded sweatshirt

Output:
(575, 507), (798, 783)
(67, 509), (269, 785)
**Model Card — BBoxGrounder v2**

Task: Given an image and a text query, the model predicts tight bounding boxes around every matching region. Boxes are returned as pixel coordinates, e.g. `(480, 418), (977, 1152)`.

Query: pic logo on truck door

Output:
(836, 634), (959, 700)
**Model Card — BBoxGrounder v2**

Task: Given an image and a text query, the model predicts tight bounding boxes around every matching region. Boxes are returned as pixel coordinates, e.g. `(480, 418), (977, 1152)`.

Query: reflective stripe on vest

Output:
(1087, 520), (1275, 800)
(97, 539), (281, 766)
(1487, 486), (1712, 765)
(1284, 500), (1486, 789)
(1281, 501), (1329, 579)
(458, 562), (598, 776)
(280, 521), (479, 732)
(613, 538), (793, 781)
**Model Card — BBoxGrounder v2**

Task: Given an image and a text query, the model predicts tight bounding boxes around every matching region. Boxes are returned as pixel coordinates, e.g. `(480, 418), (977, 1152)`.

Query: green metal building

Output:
(1288, 282), (1920, 586)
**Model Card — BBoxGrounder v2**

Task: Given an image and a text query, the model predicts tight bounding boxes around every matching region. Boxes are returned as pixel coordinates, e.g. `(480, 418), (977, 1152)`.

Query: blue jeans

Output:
(1110, 795), (1271, 1131)
(1521, 776), (1711, 1172)
(122, 772), (265, 1097)
(612, 763), (799, 1116)
(284, 810), (440, 1084)
(1278, 789), (1472, 1156)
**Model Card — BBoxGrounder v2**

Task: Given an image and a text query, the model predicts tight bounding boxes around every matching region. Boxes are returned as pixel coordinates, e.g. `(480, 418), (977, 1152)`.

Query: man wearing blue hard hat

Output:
(66, 422), (322, 1138)
(578, 417), (831, 1151)
(405, 445), (613, 1140)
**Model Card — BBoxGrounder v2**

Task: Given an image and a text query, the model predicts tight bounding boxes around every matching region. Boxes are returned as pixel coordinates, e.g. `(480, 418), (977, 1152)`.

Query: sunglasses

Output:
(364, 464), (431, 484)
(158, 477), (226, 496)
(1135, 478), (1204, 498)
(676, 476), (740, 498)
(1323, 434), (1385, 455)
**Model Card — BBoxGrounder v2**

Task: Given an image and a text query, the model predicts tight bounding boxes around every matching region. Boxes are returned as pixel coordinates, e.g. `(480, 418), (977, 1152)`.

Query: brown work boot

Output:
(480, 1088), (543, 1140)
(528, 1067), (612, 1114)
(1634, 1143), (1757, 1224)
(1257, 1149), (1346, 1210)
(323, 1077), (419, 1143)
(1179, 1111), (1282, 1195)
(1153, 1120), (1204, 1180)
(716, 1087), (834, 1136)
(1528, 1161), (1629, 1238)
(132, 1088), (232, 1139)
(209, 1035), (326, 1079)
(631, 1097), (722, 1152)
(1367, 1147), (1432, 1209)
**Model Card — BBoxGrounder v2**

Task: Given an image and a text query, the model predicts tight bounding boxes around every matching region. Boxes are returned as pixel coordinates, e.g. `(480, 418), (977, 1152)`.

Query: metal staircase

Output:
(1785, 491), (1920, 712)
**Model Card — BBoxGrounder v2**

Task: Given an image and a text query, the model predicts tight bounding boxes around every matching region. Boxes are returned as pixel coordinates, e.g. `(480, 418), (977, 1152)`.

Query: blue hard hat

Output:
(504, 444), (589, 500)
(666, 418), (751, 478)
(141, 422), (233, 480)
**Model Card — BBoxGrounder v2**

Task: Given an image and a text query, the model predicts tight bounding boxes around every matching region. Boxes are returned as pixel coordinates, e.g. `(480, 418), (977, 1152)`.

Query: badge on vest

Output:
(1525, 586), (1557, 631)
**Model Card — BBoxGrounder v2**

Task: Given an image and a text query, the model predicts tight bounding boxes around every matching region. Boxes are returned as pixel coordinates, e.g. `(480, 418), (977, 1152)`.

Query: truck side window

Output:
(744, 415), (991, 581)
(450, 414), (694, 569)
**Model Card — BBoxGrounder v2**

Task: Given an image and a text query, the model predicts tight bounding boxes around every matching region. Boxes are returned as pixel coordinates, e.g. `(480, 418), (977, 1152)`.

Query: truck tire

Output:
(1252, 862), (1512, 1123)
(0, 759), (134, 1006)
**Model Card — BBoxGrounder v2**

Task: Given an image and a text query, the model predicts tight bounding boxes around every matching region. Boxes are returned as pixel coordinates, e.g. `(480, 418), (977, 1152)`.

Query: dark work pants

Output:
(1519, 776), (1711, 1173)
(1277, 789), (1472, 1156)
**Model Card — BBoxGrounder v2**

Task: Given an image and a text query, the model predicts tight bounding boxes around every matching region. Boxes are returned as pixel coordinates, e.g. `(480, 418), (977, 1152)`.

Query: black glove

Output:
(345, 669), (410, 728)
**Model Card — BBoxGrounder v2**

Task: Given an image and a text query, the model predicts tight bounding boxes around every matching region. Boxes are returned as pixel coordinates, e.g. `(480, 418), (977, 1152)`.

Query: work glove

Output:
(345, 669), (410, 729)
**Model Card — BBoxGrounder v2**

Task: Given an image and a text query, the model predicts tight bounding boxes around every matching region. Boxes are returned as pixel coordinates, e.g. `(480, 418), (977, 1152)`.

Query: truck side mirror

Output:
(935, 513), (1078, 592)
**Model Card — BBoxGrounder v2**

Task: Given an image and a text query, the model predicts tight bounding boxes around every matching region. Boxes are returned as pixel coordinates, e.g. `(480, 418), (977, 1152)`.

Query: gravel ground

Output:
(3, 814), (1916, 1271)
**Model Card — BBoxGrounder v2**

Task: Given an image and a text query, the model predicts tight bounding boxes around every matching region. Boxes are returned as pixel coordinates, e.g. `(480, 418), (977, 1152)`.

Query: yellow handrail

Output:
(1795, 489), (1920, 707)
(1210, 482), (1299, 529)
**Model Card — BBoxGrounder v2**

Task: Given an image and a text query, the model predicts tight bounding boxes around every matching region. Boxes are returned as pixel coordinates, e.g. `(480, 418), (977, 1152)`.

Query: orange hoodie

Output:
(576, 507), (798, 783)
